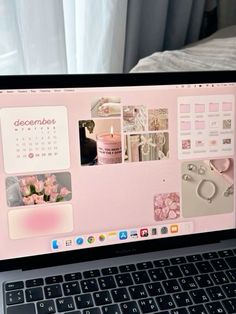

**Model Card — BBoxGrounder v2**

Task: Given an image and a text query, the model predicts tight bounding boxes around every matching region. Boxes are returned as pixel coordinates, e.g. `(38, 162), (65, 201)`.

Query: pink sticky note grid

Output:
(180, 121), (191, 131)
(195, 104), (205, 113)
(222, 102), (233, 112)
(180, 104), (190, 113)
(195, 121), (205, 130)
(209, 103), (219, 112)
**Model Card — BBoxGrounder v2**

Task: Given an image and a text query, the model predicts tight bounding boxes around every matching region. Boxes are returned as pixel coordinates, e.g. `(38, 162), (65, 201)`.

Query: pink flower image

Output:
(34, 180), (44, 193)
(60, 187), (71, 197)
(16, 173), (71, 206)
(154, 192), (180, 221)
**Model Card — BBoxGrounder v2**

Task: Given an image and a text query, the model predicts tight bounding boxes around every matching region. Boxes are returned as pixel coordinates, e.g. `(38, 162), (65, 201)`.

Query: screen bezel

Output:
(0, 71), (235, 272)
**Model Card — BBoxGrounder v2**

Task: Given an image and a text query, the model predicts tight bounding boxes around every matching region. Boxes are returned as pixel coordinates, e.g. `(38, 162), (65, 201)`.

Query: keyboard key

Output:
(195, 261), (213, 273)
(195, 274), (214, 287)
(170, 309), (188, 314)
(75, 294), (94, 309)
(138, 298), (158, 313)
(5, 281), (24, 291)
(64, 272), (82, 282)
(63, 281), (80, 296)
(6, 290), (24, 305)
(83, 270), (100, 278)
(188, 304), (208, 314)
(111, 288), (130, 302)
(190, 289), (209, 304)
(93, 291), (112, 306)
(227, 269), (236, 282)
(186, 254), (202, 262)
(119, 264), (136, 273)
(203, 252), (219, 260)
(26, 278), (44, 288)
(164, 266), (182, 278)
(156, 295), (175, 310)
(179, 277), (198, 290)
(102, 304), (121, 314)
(115, 273), (133, 287)
(98, 276), (116, 290)
(211, 258), (229, 271)
(218, 249), (234, 257)
(129, 285), (147, 299)
(45, 276), (63, 285)
(44, 284), (62, 299)
(132, 271), (150, 284)
(206, 286), (225, 300)
(162, 279), (181, 293)
(170, 256), (186, 265)
(222, 298), (236, 313)
(120, 301), (139, 314)
(145, 282), (165, 296)
(82, 308), (101, 314)
(205, 301), (226, 314)
(137, 262), (153, 270)
(67, 312), (81, 314)
(7, 304), (36, 314)
(222, 283), (236, 297)
(37, 300), (56, 314)
(153, 259), (170, 267)
(180, 263), (198, 276)
(101, 267), (118, 276)
(148, 268), (166, 281)
(226, 256), (236, 269)
(81, 279), (99, 293)
(25, 287), (44, 302)
(211, 271), (229, 284)
(173, 291), (192, 307)
(56, 297), (75, 312)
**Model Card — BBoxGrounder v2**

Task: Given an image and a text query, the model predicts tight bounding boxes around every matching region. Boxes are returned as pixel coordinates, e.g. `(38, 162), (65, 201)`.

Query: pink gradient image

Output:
(6, 172), (72, 207)
(79, 119), (122, 166)
(91, 96), (121, 118)
(148, 108), (168, 131)
(154, 193), (180, 221)
(123, 105), (147, 132)
(124, 132), (169, 162)
(8, 205), (73, 239)
(195, 103), (205, 113)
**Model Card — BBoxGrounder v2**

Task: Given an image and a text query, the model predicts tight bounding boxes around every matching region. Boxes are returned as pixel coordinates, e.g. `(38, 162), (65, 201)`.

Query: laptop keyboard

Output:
(3, 248), (236, 314)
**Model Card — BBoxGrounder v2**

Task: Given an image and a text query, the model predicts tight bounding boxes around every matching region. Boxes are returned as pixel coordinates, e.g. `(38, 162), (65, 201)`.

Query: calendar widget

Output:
(0, 106), (70, 173)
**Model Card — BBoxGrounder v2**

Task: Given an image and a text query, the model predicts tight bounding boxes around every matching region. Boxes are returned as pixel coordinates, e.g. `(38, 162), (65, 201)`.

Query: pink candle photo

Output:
(97, 132), (122, 165)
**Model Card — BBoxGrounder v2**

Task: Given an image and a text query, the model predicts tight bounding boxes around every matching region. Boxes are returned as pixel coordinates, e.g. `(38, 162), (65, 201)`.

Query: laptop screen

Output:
(0, 76), (235, 261)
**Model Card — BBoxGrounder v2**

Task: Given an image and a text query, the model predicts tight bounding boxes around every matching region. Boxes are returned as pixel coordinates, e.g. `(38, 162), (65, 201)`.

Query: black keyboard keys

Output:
(145, 282), (165, 296)
(138, 298), (158, 313)
(93, 291), (112, 306)
(26, 278), (44, 288)
(98, 276), (116, 290)
(132, 271), (150, 284)
(115, 273), (133, 287)
(102, 304), (121, 314)
(148, 268), (166, 281)
(37, 300), (56, 314)
(56, 297), (75, 312)
(156, 295), (175, 310)
(63, 281), (81, 296)
(7, 304), (36, 314)
(206, 286), (225, 300)
(25, 287), (44, 302)
(81, 279), (99, 293)
(205, 301), (226, 314)
(120, 301), (139, 314)
(164, 266), (182, 278)
(6, 290), (24, 305)
(44, 284), (62, 299)
(173, 292), (192, 307)
(129, 285), (147, 299)
(75, 293), (94, 309)
(190, 289), (209, 304)
(111, 288), (130, 302)
(5, 281), (24, 291)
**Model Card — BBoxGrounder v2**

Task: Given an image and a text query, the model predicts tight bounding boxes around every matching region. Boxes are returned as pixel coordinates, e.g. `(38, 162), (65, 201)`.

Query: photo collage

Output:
(79, 97), (169, 165)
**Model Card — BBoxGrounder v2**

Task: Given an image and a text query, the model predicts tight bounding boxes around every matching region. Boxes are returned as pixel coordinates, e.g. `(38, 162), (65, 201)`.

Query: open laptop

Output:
(0, 71), (236, 314)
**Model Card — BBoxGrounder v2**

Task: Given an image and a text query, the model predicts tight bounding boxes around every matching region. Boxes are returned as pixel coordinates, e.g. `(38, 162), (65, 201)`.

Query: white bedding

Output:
(131, 27), (236, 72)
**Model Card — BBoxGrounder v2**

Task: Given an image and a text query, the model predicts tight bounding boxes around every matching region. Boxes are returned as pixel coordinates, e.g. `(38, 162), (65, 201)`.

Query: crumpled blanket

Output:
(131, 37), (236, 72)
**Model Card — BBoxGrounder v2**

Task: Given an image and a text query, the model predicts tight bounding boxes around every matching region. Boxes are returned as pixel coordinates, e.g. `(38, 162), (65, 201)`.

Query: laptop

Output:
(0, 71), (236, 314)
